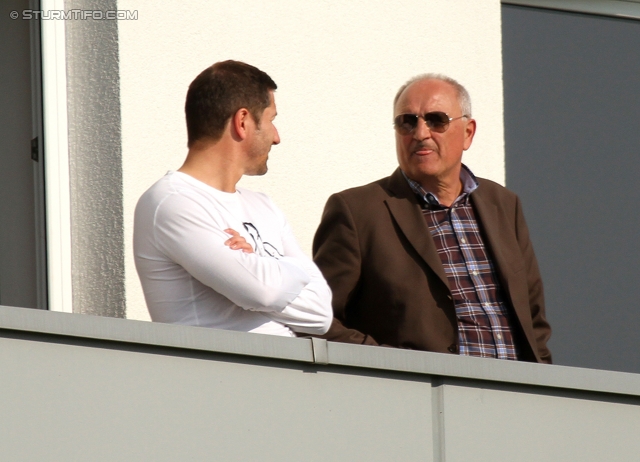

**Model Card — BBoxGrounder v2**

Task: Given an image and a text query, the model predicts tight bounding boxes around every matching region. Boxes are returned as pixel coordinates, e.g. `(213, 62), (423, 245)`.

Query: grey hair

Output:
(393, 73), (472, 117)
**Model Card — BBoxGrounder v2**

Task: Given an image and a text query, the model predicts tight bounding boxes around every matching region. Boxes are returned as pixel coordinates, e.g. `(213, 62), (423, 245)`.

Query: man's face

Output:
(394, 79), (475, 188)
(246, 91), (280, 176)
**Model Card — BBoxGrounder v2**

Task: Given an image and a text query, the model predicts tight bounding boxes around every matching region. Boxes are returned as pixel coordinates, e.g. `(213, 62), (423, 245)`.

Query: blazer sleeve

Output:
(515, 195), (552, 363)
(312, 193), (380, 346)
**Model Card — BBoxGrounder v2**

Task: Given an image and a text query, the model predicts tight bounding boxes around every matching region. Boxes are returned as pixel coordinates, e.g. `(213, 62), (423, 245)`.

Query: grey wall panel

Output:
(502, 5), (640, 374)
(443, 382), (640, 462)
(0, 337), (434, 461)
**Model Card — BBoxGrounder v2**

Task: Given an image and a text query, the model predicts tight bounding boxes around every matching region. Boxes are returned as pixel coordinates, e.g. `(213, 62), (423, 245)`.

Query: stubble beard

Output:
(246, 148), (269, 176)
(245, 126), (271, 176)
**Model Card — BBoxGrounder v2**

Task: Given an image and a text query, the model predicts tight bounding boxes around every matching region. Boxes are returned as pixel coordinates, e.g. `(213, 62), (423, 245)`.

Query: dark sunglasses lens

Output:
(424, 112), (449, 132)
(394, 114), (419, 134)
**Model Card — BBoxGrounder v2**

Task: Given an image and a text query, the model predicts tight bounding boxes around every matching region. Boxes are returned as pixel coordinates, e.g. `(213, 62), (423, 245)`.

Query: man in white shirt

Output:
(134, 60), (332, 337)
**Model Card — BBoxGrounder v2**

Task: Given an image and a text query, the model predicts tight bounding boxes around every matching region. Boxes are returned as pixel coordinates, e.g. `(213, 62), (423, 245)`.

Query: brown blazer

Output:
(313, 168), (552, 363)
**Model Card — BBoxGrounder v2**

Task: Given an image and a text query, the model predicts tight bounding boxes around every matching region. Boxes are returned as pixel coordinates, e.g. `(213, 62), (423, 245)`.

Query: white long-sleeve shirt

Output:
(133, 171), (332, 336)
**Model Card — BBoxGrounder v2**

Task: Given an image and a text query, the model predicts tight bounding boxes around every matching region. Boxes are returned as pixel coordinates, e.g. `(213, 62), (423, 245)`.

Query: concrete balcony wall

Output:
(0, 305), (639, 461)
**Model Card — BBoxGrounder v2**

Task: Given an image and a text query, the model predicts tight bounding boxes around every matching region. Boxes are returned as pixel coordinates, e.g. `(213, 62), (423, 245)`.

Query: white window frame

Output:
(502, 0), (640, 20)
(40, 0), (73, 313)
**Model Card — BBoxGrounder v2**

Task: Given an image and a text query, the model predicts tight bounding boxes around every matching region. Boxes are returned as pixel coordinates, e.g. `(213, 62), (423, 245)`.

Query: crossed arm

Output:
(151, 194), (333, 335)
(221, 227), (333, 335)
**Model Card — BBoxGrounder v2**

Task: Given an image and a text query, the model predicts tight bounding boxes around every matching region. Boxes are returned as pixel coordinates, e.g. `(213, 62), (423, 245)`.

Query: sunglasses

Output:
(393, 111), (469, 135)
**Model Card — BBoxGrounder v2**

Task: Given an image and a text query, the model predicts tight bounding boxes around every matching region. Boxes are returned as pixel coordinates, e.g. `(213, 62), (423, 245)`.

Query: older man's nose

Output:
(413, 117), (432, 140)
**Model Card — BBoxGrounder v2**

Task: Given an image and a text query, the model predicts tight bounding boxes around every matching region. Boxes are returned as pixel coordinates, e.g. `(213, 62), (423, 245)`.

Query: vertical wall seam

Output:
(311, 337), (328, 364)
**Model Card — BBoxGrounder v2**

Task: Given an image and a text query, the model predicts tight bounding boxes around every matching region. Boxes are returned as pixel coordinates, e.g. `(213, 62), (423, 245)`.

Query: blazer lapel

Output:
(471, 191), (522, 311)
(384, 169), (449, 288)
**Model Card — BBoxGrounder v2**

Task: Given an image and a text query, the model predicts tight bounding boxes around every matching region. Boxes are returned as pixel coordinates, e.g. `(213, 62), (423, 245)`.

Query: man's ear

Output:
(231, 108), (251, 141)
(463, 118), (476, 151)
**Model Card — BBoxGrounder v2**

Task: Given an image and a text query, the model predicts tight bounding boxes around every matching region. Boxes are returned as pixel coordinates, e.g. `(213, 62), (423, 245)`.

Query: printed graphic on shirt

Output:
(242, 222), (283, 259)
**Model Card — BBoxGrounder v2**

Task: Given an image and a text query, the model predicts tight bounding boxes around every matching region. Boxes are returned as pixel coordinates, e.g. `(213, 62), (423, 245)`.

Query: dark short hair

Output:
(185, 60), (277, 147)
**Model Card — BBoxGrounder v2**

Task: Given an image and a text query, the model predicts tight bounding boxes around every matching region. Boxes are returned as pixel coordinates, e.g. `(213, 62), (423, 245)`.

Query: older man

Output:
(134, 60), (332, 337)
(313, 74), (551, 362)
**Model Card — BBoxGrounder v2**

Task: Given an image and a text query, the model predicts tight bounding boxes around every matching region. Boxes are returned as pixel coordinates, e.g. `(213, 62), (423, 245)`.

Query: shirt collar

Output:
(402, 164), (479, 207)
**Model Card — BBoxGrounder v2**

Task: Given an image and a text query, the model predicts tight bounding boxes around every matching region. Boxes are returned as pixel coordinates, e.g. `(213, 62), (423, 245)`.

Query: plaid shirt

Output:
(404, 167), (519, 360)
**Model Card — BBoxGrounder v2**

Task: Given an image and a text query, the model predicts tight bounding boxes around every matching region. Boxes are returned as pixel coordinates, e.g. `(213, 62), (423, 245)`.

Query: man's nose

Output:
(413, 118), (432, 140)
(273, 127), (281, 145)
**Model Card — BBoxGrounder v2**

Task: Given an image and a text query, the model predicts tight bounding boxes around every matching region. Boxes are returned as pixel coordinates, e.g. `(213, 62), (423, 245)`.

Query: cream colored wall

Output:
(118, 0), (505, 320)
